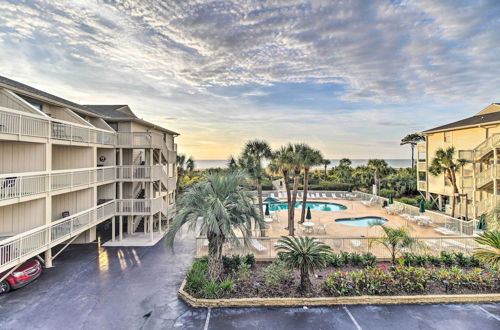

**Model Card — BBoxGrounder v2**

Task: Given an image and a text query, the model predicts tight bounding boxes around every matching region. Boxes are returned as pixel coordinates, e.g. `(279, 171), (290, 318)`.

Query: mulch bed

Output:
(218, 262), (500, 299)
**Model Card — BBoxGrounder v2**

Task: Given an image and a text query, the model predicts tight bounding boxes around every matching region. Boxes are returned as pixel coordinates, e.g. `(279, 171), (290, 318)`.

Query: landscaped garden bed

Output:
(182, 252), (499, 301)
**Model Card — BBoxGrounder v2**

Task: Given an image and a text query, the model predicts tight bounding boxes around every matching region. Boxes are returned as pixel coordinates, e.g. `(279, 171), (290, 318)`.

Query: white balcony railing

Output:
(474, 134), (500, 160)
(475, 165), (500, 188)
(0, 200), (115, 272)
(0, 107), (115, 145)
(116, 197), (165, 216)
(0, 167), (116, 201)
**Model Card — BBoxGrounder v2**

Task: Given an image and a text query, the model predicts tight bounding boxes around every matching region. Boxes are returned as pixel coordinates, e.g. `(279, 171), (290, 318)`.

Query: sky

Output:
(0, 0), (499, 160)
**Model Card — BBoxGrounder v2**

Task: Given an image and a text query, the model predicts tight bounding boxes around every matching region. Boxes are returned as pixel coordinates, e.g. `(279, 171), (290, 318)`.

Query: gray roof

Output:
(0, 75), (99, 115)
(423, 111), (500, 133)
(83, 105), (136, 119)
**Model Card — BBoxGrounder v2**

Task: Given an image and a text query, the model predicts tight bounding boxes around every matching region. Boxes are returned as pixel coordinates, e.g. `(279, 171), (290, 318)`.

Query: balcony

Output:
(458, 150), (474, 162)
(475, 165), (500, 189)
(116, 197), (164, 216)
(0, 200), (115, 272)
(0, 167), (116, 202)
(474, 134), (500, 160)
(475, 195), (498, 217)
(0, 107), (115, 145)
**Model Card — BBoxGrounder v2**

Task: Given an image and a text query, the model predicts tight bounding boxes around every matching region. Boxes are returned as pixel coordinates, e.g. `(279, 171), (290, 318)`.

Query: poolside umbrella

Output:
(388, 194), (394, 204)
(263, 197), (279, 203)
(306, 206), (312, 220)
(265, 203), (270, 216)
(419, 199), (426, 213)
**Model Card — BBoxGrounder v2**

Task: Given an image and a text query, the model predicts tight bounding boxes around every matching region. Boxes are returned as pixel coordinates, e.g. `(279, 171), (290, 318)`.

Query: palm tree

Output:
(176, 154), (187, 194)
(367, 159), (389, 195)
(227, 156), (238, 170)
(269, 146), (294, 235)
(369, 225), (418, 263)
(321, 159), (331, 179)
(474, 231), (500, 268)
(276, 236), (331, 293)
(186, 157), (195, 172)
(400, 133), (425, 168)
(242, 140), (272, 219)
(300, 147), (323, 223)
(289, 144), (306, 235)
(428, 147), (466, 217)
(165, 171), (264, 281)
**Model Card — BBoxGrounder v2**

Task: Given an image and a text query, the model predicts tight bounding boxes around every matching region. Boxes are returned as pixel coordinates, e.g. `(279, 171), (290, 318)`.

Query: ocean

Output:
(194, 159), (412, 170)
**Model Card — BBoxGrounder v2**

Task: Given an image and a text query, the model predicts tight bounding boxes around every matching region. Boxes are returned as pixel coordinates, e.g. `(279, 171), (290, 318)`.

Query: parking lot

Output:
(0, 228), (499, 330)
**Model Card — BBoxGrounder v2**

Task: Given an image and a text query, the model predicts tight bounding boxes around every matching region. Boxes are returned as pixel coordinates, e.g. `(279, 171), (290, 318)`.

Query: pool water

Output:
(335, 216), (388, 227)
(268, 202), (347, 212)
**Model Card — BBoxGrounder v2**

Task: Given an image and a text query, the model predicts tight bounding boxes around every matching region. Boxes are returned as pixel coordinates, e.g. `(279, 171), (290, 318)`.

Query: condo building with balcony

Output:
(0, 75), (178, 274)
(417, 103), (500, 220)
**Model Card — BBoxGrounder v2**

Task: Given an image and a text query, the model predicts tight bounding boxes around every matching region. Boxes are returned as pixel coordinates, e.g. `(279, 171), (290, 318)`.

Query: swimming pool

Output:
(335, 216), (388, 227)
(268, 202), (347, 212)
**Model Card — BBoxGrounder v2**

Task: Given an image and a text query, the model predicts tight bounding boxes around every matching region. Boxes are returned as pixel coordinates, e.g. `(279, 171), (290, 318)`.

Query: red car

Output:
(0, 259), (42, 294)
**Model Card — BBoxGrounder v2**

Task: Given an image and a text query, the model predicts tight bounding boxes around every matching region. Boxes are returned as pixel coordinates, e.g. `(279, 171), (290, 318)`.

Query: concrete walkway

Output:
(0, 228), (499, 330)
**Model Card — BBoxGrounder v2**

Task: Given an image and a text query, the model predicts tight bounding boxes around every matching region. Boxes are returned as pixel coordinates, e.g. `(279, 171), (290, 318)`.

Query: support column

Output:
(149, 215), (154, 241)
(119, 216), (123, 241)
(44, 248), (53, 268)
(112, 217), (116, 242)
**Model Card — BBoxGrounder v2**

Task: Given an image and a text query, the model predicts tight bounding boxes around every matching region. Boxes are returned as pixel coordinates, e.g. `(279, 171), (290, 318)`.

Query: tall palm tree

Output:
(289, 144), (306, 235)
(165, 171), (264, 281)
(300, 147), (323, 223)
(367, 159), (389, 195)
(269, 146), (294, 235)
(186, 157), (195, 172)
(428, 147), (466, 217)
(241, 140), (272, 219)
(276, 236), (331, 293)
(474, 230), (500, 268)
(321, 159), (331, 179)
(176, 154), (187, 194)
(400, 133), (425, 168)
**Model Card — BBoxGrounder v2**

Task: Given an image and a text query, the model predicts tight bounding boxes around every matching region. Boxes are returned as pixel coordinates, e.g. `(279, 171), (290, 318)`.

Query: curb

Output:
(178, 279), (500, 308)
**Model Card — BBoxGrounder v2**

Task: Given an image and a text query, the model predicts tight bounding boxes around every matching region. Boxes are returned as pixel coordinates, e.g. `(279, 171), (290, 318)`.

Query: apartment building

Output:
(0, 75), (178, 274)
(417, 103), (500, 221)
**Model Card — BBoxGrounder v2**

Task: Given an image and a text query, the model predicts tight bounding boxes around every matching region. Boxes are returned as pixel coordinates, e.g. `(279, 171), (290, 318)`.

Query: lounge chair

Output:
(361, 197), (375, 207)
(316, 224), (327, 234)
(270, 193), (276, 198)
(434, 227), (457, 235)
(315, 193), (321, 198)
(251, 239), (267, 252)
(322, 193), (327, 198)
(332, 193), (339, 200)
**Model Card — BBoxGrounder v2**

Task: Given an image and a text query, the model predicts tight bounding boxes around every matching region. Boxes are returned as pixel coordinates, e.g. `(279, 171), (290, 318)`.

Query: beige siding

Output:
(0, 198), (45, 234)
(0, 89), (39, 114)
(51, 188), (92, 221)
(97, 183), (115, 202)
(0, 141), (45, 174)
(52, 145), (94, 170)
(97, 148), (115, 166)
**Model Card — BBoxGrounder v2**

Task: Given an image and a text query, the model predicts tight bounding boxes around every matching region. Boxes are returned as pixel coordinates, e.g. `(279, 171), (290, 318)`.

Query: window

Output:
(444, 131), (452, 143)
(108, 122), (118, 131)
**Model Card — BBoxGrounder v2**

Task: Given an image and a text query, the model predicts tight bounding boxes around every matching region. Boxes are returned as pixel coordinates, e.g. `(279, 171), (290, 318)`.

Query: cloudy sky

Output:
(0, 0), (499, 160)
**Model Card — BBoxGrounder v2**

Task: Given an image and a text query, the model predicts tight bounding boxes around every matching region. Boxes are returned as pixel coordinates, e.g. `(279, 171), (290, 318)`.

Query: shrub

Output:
(262, 260), (293, 286)
(349, 252), (364, 266)
(306, 183), (352, 191)
(236, 262), (251, 281)
(396, 197), (419, 206)
(361, 252), (377, 266)
(223, 255), (242, 273)
(339, 251), (351, 265)
(402, 253), (428, 267)
(380, 189), (398, 198)
(242, 254), (256, 267)
(327, 254), (344, 267)
(428, 255), (443, 267)
(440, 251), (456, 267)
(392, 265), (430, 293)
(185, 259), (209, 294)
(219, 279), (234, 295)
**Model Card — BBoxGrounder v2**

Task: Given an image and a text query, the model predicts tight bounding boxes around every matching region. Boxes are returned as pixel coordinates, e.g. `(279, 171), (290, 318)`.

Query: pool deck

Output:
(265, 198), (450, 238)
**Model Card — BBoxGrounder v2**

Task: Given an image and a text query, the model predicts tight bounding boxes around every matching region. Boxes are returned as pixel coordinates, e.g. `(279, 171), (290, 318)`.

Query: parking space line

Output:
(204, 307), (211, 330)
(343, 306), (362, 330)
(477, 306), (500, 323)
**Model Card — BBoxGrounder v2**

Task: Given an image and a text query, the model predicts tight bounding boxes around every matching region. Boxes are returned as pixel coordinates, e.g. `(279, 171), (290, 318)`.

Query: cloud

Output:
(0, 0), (498, 159)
